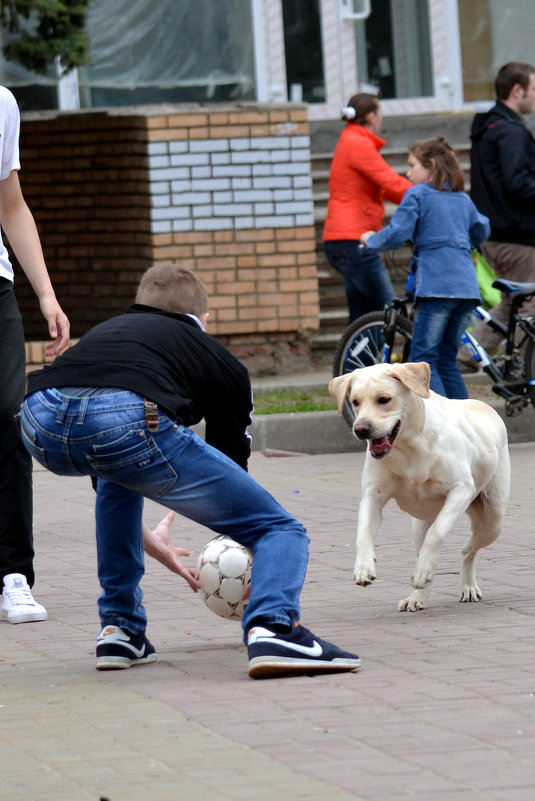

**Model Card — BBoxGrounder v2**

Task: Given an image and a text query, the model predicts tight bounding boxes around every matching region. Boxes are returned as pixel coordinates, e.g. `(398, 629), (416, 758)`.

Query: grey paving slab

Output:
(1, 442), (535, 800)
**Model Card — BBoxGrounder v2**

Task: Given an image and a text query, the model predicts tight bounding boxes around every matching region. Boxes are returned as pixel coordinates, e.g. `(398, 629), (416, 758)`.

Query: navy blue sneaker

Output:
(247, 623), (361, 679)
(96, 625), (157, 670)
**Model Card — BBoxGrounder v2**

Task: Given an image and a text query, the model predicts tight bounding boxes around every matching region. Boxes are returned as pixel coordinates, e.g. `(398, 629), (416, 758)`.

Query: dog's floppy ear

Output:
(329, 373), (354, 413)
(385, 362), (430, 398)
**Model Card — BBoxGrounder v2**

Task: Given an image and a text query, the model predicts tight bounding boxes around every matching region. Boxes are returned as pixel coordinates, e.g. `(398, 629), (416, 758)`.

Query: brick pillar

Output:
(18, 104), (319, 375)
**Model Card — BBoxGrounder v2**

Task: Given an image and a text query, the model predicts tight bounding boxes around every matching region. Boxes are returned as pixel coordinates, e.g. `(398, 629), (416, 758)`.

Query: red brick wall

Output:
(16, 112), (152, 339)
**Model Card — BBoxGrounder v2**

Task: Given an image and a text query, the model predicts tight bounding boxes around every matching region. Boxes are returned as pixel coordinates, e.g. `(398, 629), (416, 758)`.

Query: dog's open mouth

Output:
(368, 421), (400, 459)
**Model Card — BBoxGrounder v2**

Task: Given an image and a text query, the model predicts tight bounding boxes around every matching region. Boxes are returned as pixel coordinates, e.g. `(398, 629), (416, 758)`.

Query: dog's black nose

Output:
(353, 422), (372, 440)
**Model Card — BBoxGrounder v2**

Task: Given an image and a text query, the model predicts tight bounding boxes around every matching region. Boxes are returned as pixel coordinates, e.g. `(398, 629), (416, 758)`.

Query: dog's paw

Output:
(398, 590), (426, 612)
(412, 562), (435, 589)
(353, 560), (376, 586)
(459, 583), (482, 603)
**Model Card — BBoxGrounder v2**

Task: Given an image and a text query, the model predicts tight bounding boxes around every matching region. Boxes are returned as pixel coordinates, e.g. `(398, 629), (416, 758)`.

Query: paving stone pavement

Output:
(2, 442), (535, 801)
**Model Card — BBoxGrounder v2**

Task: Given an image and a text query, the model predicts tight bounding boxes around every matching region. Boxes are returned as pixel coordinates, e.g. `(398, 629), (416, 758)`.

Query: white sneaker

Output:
(1, 573), (48, 624)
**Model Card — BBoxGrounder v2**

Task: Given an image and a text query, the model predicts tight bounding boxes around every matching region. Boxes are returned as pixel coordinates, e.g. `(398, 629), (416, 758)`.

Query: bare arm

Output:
(0, 170), (70, 356)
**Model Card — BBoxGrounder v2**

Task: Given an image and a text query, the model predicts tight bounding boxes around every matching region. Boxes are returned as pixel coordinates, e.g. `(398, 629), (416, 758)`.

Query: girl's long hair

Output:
(409, 136), (464, 191)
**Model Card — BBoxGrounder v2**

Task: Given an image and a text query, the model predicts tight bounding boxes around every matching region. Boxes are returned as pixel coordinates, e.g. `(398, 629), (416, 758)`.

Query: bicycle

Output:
(332, 276), (535, 427)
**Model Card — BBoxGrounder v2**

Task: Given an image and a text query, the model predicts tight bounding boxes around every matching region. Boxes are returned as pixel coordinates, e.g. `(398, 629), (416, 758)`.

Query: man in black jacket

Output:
(460, 62), (535, 367)
(20, 264), (361, 679)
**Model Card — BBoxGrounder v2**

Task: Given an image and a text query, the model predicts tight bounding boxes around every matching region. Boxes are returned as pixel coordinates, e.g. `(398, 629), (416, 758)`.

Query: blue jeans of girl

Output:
(409, 297), (476, 398)
(20, 389), (309, 638)
(324, 240), (395, 323)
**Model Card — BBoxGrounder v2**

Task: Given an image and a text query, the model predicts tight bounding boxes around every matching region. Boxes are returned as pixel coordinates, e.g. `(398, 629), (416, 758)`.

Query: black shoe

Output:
(247, 623), (361, 679)
(96, 625), (157, 670)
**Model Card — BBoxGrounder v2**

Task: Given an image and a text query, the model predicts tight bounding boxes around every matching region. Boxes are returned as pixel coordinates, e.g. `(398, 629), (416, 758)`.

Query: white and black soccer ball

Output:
(195, 535), (252, 620)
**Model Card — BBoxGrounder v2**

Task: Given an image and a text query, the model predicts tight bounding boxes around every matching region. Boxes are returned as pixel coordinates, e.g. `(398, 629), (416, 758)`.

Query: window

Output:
(459, 0), (535, 103)
(282, 0), (326, 103)
(81, 0), (255, 107)
(355, 0), (433, 99)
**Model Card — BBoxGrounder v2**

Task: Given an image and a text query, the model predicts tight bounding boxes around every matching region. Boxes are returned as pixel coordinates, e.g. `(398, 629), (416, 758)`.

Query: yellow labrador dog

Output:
(329, 362), (510, 611)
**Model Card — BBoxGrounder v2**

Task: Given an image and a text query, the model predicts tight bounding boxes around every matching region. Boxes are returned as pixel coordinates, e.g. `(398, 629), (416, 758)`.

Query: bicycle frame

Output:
(460, 306), (505, 383)
(461, 301), (535, 415)
(382, 295), (412, 363)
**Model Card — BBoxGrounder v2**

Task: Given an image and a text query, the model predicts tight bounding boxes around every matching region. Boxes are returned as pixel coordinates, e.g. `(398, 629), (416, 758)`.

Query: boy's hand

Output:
(143, 511), (201, 592)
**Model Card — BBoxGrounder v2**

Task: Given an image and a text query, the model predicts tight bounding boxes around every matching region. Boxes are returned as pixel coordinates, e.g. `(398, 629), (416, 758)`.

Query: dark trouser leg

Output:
(0, 280), (34, 587)
(325, 241), (395, 324)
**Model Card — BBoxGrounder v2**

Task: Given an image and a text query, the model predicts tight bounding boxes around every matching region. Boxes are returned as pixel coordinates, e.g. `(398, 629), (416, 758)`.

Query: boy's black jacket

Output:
(27, 305), (253, 471)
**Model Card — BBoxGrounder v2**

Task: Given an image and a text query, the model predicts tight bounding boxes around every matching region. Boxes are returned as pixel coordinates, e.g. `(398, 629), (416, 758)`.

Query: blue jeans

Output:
(325, 240), (395, 323)
(20, 389), (309, 638)
(410, 298), (475, 398)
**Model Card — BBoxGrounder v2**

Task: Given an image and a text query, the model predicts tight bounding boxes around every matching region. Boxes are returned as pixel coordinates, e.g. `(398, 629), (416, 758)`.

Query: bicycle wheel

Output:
(332, 311), (414, 427)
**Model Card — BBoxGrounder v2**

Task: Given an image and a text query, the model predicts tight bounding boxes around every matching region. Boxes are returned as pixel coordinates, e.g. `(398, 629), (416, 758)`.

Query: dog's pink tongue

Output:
(369, 436), (391, 455)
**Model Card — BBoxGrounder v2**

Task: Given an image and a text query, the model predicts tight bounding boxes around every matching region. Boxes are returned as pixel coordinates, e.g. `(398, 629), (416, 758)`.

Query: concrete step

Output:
(310, 331), (344, 351)
(317, 274), (343, 290)
(318, 308), (348, 325)
(319, 290), (347, 310)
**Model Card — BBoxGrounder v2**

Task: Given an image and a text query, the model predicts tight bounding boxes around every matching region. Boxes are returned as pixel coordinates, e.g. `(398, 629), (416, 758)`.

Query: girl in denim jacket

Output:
(361, 136), (490, 398)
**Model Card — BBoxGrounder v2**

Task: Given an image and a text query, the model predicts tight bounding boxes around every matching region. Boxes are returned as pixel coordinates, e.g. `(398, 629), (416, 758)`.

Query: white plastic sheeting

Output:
(0, 0), (255, 108)
(80, 0), (255, 104)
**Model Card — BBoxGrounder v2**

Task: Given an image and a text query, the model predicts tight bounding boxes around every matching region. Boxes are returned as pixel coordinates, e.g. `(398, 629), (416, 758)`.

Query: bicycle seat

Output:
(492, 279), (535, 298)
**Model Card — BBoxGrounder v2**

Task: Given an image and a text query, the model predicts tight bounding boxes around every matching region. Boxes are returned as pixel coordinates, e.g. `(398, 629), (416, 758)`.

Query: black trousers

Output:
(0, 278), (34, 587)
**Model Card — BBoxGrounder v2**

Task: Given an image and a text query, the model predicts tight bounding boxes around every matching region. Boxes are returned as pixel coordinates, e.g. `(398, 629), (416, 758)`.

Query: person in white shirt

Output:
(0, 85), (70, 624)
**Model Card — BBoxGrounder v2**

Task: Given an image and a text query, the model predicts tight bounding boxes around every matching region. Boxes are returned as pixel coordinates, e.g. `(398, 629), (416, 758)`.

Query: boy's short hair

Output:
(136, 264), (209, 316)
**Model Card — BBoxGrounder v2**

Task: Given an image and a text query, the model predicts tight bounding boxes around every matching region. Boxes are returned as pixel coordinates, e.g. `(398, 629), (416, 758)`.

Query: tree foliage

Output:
(0, 0), (91, 75)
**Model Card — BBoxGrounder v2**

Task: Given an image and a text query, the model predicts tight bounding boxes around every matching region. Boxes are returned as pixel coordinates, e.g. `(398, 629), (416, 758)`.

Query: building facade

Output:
(2, 1), (535, 118)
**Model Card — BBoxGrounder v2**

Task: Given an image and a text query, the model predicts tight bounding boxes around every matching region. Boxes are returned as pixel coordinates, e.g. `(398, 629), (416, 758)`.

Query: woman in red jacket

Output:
(323, 93), (411, 322)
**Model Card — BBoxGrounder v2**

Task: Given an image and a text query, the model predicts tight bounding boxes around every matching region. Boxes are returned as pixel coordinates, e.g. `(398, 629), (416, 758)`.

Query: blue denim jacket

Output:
(366, 183), (490, 300)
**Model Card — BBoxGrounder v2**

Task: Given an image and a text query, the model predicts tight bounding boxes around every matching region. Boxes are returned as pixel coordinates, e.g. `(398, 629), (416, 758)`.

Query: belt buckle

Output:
(143, 399), (159, 433)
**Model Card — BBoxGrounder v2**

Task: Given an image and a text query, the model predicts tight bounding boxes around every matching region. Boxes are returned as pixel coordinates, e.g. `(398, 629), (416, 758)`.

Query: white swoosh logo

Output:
(98, 630), (146, 658)
(118, 640), (146, 658)
(249, 628), (323, 657)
